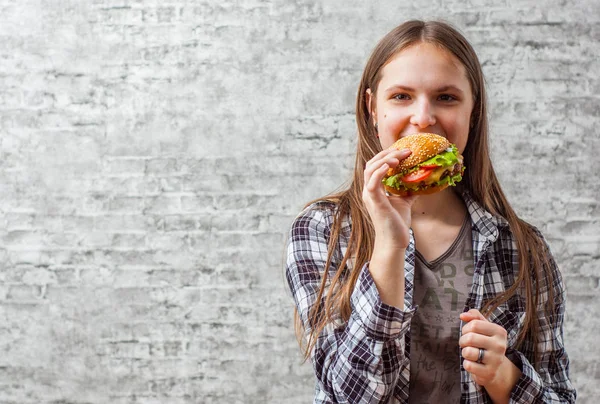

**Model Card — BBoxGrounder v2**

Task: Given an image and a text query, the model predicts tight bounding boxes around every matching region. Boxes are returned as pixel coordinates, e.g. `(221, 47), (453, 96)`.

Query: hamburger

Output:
(382, 133), (465, 196)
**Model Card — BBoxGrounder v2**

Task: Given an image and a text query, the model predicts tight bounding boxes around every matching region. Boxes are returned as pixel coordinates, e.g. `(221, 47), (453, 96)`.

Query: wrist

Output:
(499, 354), (522, 388)
(373, 233), (410, 253)
(370, 246), (406, 271)
(369, 244), (406, 309)
(485, 355), (522, 403)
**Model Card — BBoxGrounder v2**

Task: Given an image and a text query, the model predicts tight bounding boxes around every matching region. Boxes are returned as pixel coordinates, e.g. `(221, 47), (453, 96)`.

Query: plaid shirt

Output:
(285, 192), (576, 403)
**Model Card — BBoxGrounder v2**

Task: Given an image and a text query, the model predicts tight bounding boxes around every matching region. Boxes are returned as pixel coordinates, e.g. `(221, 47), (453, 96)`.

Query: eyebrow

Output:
(384, 85), (466, 95)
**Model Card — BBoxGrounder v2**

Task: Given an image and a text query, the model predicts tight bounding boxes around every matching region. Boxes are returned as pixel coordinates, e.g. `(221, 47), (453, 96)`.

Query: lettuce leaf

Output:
(438, 172), (463, 187)
(383, 171), (463, 191)
(383, 173), (404, 189)
(419, 145), (459, 168)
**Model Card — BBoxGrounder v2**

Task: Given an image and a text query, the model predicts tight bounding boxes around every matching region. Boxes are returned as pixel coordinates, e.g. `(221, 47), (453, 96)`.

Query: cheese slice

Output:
(425, 164), (455, 184)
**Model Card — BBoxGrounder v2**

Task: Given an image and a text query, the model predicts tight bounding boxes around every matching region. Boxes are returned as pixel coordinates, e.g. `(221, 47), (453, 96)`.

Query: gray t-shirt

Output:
(409, 217), (473, 403)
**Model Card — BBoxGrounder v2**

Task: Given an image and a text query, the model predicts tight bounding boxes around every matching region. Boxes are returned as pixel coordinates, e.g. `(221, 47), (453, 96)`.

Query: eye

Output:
(393, 93), (411, 101)
(438, 94), (458, 102)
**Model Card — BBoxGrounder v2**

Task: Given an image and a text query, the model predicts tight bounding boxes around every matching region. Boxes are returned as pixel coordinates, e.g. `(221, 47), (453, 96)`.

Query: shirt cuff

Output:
(506, 348), (544, 403)
(350, 262), (416, 341)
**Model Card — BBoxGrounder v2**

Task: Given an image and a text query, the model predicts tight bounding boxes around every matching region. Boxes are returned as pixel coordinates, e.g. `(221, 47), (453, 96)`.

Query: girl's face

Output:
(367, 42), (474, 153)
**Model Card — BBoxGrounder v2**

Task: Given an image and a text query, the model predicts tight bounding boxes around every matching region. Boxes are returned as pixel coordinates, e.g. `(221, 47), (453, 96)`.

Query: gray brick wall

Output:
(0, 0), (598, 403)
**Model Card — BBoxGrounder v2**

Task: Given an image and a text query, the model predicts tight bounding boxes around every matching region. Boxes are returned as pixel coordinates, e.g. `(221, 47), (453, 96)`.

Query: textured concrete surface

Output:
(0, 0), (599, 403)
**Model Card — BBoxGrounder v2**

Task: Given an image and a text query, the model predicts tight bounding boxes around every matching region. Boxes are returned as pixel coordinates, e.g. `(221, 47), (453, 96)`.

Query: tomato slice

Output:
(419, 164), (441, 169)
(402, 167), (434, 183)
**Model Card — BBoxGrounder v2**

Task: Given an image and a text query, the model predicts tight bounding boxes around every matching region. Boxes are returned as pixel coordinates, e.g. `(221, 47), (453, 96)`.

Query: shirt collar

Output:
(461, 190), (510, 244)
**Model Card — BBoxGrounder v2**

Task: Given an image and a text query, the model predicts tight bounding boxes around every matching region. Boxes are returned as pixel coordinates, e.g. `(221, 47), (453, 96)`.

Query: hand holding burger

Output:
(382, 133), (465, 196)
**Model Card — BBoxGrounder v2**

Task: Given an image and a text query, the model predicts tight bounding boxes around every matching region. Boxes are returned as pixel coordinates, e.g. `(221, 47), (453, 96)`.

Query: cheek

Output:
(441, 111), (471, 151)
(378, 110), (409, 148)
(379, 108), (409, 130)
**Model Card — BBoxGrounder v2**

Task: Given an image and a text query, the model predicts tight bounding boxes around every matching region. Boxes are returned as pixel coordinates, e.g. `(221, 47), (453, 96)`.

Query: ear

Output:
(366, 88), (377, 122)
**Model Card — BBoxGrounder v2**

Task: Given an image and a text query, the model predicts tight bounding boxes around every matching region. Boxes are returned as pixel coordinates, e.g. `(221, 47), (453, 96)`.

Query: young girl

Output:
(285, 20), (576, 403)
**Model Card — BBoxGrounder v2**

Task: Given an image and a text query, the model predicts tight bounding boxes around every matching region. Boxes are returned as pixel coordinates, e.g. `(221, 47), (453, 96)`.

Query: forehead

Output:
(378, 42), (471, 91)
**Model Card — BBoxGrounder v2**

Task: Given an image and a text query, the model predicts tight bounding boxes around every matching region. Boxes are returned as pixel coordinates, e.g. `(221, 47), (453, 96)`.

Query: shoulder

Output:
(492, 217), (555, 263)
(289, 200), (341, 240)
(512, 219), (554, 257)
(286, 199), (353, 276)
(460, 191), (549, 249)
(296, 200), (338, 222)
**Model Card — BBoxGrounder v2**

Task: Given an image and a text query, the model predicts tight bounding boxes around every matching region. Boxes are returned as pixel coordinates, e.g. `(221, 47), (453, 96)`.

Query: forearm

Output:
(316, 319), (405, 402)
(313, 265), (415, 402)
(369, 240), (406, 309)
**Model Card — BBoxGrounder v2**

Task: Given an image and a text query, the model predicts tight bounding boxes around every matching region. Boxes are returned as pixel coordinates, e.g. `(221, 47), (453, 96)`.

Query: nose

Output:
(409, 99), (436, 128)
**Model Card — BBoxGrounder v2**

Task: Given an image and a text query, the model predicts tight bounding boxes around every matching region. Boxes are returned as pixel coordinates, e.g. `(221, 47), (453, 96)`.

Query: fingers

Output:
(461, 319), (499, 337)
(458, 331), (490, 349)
(461, 346), (485, 363)
(459, 310), (513, 388)
(461, 312), (508, 342)
(459, 319), (508, 377)
(460, 309), (491, 336)
(363, 149), (411, 197)
(462, 356), (487, 379)
(362, 148), (415, 248)
(365, 148), (411, 168)
(364, 162), (390, 193)
(461, 344), (501, 387)
(459, 309), (486, 322)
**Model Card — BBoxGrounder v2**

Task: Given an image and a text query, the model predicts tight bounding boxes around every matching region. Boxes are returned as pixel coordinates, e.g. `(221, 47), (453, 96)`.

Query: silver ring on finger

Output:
(476, 348), (485, 364)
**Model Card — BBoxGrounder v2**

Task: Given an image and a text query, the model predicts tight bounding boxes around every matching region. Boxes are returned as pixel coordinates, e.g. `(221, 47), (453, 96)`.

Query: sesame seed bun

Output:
(386, 133), (451, 177)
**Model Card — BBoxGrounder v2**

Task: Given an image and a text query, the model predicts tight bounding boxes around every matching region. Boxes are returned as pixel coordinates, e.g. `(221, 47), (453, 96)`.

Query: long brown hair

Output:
(295, 20), (556, 368)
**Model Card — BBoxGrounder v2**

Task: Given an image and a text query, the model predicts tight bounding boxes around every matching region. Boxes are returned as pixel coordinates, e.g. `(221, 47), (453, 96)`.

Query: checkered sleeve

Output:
(286, 204), (415, 403)
(508, 234), (576, 403)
